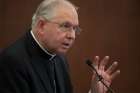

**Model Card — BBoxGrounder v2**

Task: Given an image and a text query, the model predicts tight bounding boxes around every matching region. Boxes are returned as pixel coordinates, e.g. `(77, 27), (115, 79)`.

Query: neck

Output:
(30, 30), (56, 59)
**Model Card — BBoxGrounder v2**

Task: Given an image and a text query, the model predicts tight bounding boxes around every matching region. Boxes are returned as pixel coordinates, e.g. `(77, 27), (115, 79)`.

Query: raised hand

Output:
(90, 56), (120, 93)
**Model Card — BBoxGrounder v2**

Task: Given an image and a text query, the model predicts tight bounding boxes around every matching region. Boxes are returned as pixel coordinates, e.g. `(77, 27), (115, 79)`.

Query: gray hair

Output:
(31, 0), (77, 29)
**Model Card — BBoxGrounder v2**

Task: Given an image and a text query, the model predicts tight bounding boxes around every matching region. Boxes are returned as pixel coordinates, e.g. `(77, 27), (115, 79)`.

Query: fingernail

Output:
(114, 61), (118, 64)
(106, 56), (109, 59)
(95, 56), (99, 58)
(117, 70), (120, 73)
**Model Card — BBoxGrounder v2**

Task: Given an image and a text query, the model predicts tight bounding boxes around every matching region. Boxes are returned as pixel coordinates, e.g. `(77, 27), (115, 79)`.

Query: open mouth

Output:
(62, 43), (71, 49)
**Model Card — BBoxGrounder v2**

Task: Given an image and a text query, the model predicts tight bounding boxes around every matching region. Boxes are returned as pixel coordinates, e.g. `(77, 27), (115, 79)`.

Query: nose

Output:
(66, 29), (76, 40)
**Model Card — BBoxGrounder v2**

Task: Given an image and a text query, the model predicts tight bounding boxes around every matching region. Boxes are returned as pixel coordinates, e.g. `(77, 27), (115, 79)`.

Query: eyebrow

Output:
(62, 21), (79, 27)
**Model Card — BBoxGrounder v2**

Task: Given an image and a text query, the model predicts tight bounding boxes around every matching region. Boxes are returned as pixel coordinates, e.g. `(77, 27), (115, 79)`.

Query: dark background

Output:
(0, 0), (140, 93)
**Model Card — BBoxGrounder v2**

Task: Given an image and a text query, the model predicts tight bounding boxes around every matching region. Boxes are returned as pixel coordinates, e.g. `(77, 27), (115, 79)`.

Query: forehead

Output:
(51, 3), (79, 25)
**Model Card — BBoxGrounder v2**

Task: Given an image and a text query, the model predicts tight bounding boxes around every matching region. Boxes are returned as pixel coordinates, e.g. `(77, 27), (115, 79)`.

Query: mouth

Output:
(62, 42), (71, 49)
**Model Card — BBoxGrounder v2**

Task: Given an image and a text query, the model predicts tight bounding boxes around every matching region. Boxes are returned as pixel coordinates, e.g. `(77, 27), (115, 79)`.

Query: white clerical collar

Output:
(30, 31), (56, 60)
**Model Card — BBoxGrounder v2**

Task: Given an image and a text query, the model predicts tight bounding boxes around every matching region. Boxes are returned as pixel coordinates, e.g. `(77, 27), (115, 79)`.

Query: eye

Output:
(73, 26), (77, 31)
(60, 22), (72, 28)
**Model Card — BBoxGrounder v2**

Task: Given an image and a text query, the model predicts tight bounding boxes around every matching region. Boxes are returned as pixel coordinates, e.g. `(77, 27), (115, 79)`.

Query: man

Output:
(0, 0), (120, 93)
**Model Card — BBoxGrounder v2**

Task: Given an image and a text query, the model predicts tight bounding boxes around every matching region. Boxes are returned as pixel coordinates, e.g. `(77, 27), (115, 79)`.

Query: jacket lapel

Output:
(54, 57), (72, 93)
(31, 56), (53, 93)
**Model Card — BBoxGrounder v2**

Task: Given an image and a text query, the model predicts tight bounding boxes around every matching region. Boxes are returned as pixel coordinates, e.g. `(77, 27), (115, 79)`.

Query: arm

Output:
(0, 54), (30, 93)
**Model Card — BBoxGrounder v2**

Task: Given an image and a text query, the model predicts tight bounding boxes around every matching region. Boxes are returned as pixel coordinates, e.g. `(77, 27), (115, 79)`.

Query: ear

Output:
(36, 17), (47, 31)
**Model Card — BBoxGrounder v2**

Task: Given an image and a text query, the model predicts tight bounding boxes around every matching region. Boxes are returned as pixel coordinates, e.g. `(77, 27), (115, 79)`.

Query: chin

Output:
(56, 49), (69, 55)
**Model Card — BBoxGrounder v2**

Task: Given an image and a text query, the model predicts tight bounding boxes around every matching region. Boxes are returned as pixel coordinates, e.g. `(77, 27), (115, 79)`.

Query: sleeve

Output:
(0, 54), (30, 93)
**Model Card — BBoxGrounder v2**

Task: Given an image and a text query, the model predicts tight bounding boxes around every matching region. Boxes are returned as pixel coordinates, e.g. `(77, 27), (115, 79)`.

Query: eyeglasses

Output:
(45, 19), (82, 35)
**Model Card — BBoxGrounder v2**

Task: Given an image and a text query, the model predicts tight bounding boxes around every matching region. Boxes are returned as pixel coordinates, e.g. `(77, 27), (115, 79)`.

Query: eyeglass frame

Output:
(42, 17), (82, 35)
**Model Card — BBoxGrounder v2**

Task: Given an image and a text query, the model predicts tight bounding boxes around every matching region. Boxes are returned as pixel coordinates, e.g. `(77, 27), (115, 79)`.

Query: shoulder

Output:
(0, 36), (30, 74)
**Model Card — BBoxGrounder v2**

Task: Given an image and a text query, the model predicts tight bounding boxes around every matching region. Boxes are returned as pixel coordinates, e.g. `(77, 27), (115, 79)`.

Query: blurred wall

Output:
(0, 0), (140, 93)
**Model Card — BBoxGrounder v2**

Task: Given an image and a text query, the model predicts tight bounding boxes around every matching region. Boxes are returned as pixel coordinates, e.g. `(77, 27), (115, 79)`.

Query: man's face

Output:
(37, 5), (79, 54)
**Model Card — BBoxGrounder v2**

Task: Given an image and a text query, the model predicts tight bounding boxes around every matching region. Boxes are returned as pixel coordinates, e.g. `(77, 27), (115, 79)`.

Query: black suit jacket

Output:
(0, 31), (73, 93)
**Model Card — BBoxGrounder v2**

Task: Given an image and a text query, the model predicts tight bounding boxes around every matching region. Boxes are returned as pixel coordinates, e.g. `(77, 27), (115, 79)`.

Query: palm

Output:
(90, 56), (120, 93)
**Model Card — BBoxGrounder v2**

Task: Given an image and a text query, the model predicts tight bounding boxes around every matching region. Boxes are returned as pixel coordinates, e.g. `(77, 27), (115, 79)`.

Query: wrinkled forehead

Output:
(51, 2), (79, 25)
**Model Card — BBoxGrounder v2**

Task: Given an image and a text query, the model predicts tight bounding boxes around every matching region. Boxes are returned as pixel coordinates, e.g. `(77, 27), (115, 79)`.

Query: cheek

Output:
(39, 26), (67, 49)
(42, 31), (64, 48)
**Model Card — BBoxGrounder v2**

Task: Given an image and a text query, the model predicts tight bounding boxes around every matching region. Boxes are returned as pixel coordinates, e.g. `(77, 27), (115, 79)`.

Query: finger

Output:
(106, 61), (118, 75)
(93, 56), (99, 68)
(111, 70), (120, 80)
(99, 56), (109, 70)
